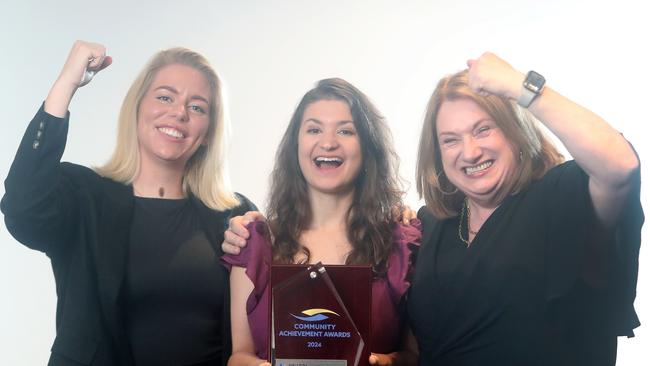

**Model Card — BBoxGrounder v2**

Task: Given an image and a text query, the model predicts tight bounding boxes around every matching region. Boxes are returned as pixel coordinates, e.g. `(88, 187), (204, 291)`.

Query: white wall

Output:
(1, 0), (647, 364)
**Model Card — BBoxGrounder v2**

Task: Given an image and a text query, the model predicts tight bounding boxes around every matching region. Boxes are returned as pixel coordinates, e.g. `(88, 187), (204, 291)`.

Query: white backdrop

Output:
(1, 0), (647, 364)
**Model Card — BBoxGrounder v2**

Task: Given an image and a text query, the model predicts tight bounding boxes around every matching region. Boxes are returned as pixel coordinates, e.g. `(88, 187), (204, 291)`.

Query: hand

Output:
(401, 205), (417, 224)
(222, 211), (266, 255)
(57, 40), (112, 90)
(45, 40), (112, 117)
(466, 52), (524, 100)
(391, 205), (417, 225)
(369, 352), (397, 366)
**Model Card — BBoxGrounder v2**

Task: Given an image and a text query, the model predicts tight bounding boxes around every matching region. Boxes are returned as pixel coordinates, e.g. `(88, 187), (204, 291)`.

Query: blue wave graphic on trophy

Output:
(290, 308), (340, 322)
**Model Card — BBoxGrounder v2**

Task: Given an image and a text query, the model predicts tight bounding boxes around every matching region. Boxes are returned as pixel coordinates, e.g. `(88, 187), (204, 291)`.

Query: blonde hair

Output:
(416, 70), (564, 218)
(95, 47), (239, 210)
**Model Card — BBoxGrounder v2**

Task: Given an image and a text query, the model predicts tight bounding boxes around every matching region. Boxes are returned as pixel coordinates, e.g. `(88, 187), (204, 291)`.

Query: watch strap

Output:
(517, 86), (537, 108)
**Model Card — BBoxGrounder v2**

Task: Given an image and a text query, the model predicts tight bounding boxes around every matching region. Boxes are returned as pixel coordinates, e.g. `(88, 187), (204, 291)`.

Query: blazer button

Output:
(32, 140), (40, 149)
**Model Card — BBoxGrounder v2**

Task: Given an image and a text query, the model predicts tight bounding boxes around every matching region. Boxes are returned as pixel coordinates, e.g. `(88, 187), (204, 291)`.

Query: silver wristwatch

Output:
(517, 70), (545, 108)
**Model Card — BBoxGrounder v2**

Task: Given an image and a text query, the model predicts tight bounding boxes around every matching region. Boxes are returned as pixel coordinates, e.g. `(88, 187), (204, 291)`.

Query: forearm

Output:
(528, 85), (639, 189)
(468, 53), (639, 191)
(229, 268), (266, 366)
(45, 78), (77, 118)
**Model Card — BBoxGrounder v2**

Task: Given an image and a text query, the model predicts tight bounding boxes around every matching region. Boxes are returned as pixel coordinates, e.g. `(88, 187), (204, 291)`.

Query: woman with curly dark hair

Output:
(222, 78), (420, 366)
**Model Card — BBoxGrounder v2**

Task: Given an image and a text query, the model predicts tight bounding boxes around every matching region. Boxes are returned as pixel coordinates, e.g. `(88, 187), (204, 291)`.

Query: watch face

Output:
(524, 71), (545, 93)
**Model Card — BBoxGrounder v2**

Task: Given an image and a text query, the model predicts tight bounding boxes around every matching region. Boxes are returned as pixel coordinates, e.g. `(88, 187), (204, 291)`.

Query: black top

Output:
(127, 197), (227, 366)
(408, 161), (643, 366)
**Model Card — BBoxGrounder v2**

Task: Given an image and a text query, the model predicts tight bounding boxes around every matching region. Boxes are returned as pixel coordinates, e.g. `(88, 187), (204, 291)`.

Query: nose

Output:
(171, 102), (189, 122)
(319, 131), (340, 151)
(461, 136), (482, 162)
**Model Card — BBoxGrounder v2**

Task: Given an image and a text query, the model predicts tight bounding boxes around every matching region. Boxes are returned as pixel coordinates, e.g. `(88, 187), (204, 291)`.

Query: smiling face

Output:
(297, 99), (362, 196)
(136, 63), (212, 172)
(436, 98), (517, 206)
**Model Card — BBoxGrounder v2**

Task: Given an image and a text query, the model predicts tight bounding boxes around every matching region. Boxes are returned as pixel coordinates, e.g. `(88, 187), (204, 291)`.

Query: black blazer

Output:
(1, 106), (255, 365)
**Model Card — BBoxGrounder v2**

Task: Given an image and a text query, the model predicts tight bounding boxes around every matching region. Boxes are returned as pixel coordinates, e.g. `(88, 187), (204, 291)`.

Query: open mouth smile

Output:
(464, 160), (493, 175)
(314, 156), (343, 168)
(157, 127), (185, 139)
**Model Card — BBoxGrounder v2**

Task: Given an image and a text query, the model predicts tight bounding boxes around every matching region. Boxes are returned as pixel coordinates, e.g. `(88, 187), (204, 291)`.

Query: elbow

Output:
(616, 148), (640, 189)
(603, 141), (640, 190)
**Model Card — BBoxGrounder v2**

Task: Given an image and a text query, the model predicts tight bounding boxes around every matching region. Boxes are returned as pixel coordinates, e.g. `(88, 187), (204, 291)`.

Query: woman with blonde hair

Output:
(409, 52), (642, 365)
(1, 40), (255, 366)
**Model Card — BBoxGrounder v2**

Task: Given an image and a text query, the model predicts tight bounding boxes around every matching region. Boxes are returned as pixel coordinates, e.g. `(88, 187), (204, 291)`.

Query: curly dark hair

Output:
(267, 78), (403, 275)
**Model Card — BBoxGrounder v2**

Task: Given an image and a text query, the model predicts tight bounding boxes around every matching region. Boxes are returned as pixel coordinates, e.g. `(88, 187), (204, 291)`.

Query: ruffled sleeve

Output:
(221, 221), (272, 313)
(386, 219), (422, 304)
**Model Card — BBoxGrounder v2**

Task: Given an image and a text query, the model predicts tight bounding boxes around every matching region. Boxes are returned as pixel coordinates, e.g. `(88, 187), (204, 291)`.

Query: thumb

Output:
(97, 55), (113, 72)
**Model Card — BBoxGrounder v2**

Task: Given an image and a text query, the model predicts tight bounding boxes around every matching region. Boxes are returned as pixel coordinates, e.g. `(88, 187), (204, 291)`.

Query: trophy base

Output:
(275, 359), (347, 366)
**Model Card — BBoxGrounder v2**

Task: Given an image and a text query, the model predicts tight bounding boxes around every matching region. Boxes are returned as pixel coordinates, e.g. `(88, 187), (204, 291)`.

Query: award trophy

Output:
(270, 263), (372, 366)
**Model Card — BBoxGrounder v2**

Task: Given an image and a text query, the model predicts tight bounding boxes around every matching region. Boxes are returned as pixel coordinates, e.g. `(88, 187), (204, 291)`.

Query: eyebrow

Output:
(154, 85), (210, 104)
(438, 118), (491, 136)
(303, 118), (355, 126)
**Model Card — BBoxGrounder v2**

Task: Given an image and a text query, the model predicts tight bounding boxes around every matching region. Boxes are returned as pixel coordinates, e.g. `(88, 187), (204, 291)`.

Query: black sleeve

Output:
(541, 161), (643, 337)
(1, 104), (80, 255)
(610, 165), (643, 336)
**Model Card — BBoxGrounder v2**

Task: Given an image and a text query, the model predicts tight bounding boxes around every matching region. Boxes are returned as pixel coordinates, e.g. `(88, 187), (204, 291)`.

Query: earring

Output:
(435, 170), (458, 195)
(519, 150), (524, 161)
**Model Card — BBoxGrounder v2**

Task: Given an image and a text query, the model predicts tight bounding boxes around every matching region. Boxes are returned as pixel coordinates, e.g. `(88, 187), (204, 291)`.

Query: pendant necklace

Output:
(458, 198), (476, 247)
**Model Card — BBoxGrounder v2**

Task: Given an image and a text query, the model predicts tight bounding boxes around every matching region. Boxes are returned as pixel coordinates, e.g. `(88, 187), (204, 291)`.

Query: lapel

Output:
(93, 178), (134, 365)
(190, 195), (234, 366)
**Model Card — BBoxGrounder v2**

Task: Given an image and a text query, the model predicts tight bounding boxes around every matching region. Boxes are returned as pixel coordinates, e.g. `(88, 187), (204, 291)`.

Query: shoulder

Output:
(514, 160), (591, 216)
(60, 162), (101, 182)
(232, 192), (258, 215)
(192, 192), (257, 222)
(391, 219), (422, 250)
(416, 205), (444, 245)
(417, 205), (438, 225)
(383, 220), (422, 297)
(60, 162), (130, 197)
(533, 160), (588, 190)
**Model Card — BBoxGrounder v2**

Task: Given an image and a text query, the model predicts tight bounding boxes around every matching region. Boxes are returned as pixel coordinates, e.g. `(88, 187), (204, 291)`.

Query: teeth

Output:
(465, 161), (492, 174)
(315, 157), (343, 163)
(158, 127), (184, 139)
(314, 156), (343, 167)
